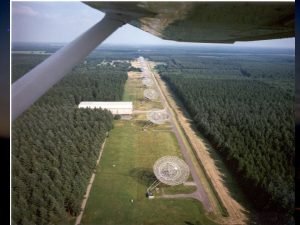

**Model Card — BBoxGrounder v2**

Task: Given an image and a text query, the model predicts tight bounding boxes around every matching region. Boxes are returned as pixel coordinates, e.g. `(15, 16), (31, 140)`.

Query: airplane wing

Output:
(86, 2), (294, 43)
(11, 1), (295, 125)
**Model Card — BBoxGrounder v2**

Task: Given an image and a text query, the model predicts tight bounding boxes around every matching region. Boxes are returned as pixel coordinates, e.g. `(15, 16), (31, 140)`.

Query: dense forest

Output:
(11, 44), (295, 224)
(154, 53), (294, 223)
(12, 53), (129, 225)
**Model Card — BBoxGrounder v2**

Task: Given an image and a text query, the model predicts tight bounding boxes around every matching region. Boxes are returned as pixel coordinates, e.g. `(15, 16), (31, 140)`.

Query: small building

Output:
(78, 101), (133, 115)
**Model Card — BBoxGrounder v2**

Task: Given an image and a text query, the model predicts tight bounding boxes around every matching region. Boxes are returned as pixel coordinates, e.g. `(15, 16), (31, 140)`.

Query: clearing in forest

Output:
(80, 59), (218, 225)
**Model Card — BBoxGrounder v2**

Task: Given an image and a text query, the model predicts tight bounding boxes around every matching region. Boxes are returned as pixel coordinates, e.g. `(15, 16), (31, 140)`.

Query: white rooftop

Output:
(78, 101), (133, 109)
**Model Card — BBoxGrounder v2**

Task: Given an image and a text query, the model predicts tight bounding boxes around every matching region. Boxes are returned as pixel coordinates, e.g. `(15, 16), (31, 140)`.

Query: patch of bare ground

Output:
(127, 71), (142, 79)
(149, 61), (250, 225)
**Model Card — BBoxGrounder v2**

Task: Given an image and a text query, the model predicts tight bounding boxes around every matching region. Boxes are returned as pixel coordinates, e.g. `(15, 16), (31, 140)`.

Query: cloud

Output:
(13, 5), (39, 17)
(12, 4), (60, 20)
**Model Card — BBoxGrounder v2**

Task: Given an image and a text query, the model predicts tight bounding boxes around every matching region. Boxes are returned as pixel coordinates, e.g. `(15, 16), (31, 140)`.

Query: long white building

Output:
(78, 101), (133, 115)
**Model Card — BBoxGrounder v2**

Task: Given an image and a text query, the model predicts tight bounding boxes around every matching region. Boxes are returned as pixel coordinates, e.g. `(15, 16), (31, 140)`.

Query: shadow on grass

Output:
(184, 221), (203, 225)
(137, 97), (146, 102)
(134, 120), (157, 130)
(129, 167), (156, 186)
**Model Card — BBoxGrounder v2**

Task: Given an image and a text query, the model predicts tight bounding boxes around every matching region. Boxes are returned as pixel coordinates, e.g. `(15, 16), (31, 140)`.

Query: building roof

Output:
(78, 101), (133, 109)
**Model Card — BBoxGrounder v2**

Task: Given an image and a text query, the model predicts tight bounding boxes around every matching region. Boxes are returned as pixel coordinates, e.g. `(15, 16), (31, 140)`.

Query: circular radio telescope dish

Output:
(153, 156), (190, 186)
(142, 72), (148, 78)
(142, 78), (154, 87)
(147, 109), (170, 124)
(144, 89), (159, 100)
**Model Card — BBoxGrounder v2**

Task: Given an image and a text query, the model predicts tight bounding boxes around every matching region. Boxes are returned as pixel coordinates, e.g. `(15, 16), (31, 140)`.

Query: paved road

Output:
(159, 191), (204, 203)
(139, 57), (212, 211)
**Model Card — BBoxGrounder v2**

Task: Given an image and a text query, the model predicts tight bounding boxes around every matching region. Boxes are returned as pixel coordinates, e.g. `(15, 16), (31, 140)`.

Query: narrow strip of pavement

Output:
(140, 58), (212, 211)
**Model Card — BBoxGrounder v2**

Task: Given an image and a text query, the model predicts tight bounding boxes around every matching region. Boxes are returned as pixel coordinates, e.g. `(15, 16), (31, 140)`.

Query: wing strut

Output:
(12, 14), (130, 120)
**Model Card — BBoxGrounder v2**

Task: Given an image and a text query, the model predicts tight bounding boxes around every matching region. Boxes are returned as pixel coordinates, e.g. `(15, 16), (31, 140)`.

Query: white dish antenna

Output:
(147, 109), (169, 124)
(142, 78), (154, 87)
(153, 156), (190, 186)
(144, 89), (159, 100)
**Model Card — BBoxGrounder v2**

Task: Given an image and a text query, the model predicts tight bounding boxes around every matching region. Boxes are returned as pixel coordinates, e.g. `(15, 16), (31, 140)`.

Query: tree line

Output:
(155, 53), (294, 224)
(12, 54), (129, 225)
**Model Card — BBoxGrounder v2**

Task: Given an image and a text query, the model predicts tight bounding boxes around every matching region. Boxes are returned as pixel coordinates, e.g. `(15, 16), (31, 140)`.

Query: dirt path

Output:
(139, 57), (212, 212)
(75, 140), (107, 225)
(149, 61), (249, 225)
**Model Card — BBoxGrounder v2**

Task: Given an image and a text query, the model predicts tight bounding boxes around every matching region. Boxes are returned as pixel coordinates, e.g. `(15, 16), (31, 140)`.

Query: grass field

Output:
(81, 121), (217, 225)
(124, 71), (163, 110)
(81, 64), (218, 225)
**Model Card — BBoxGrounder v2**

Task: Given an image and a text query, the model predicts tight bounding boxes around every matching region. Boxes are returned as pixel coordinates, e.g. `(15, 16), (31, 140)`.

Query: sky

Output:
(12, 2), (295, 48)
